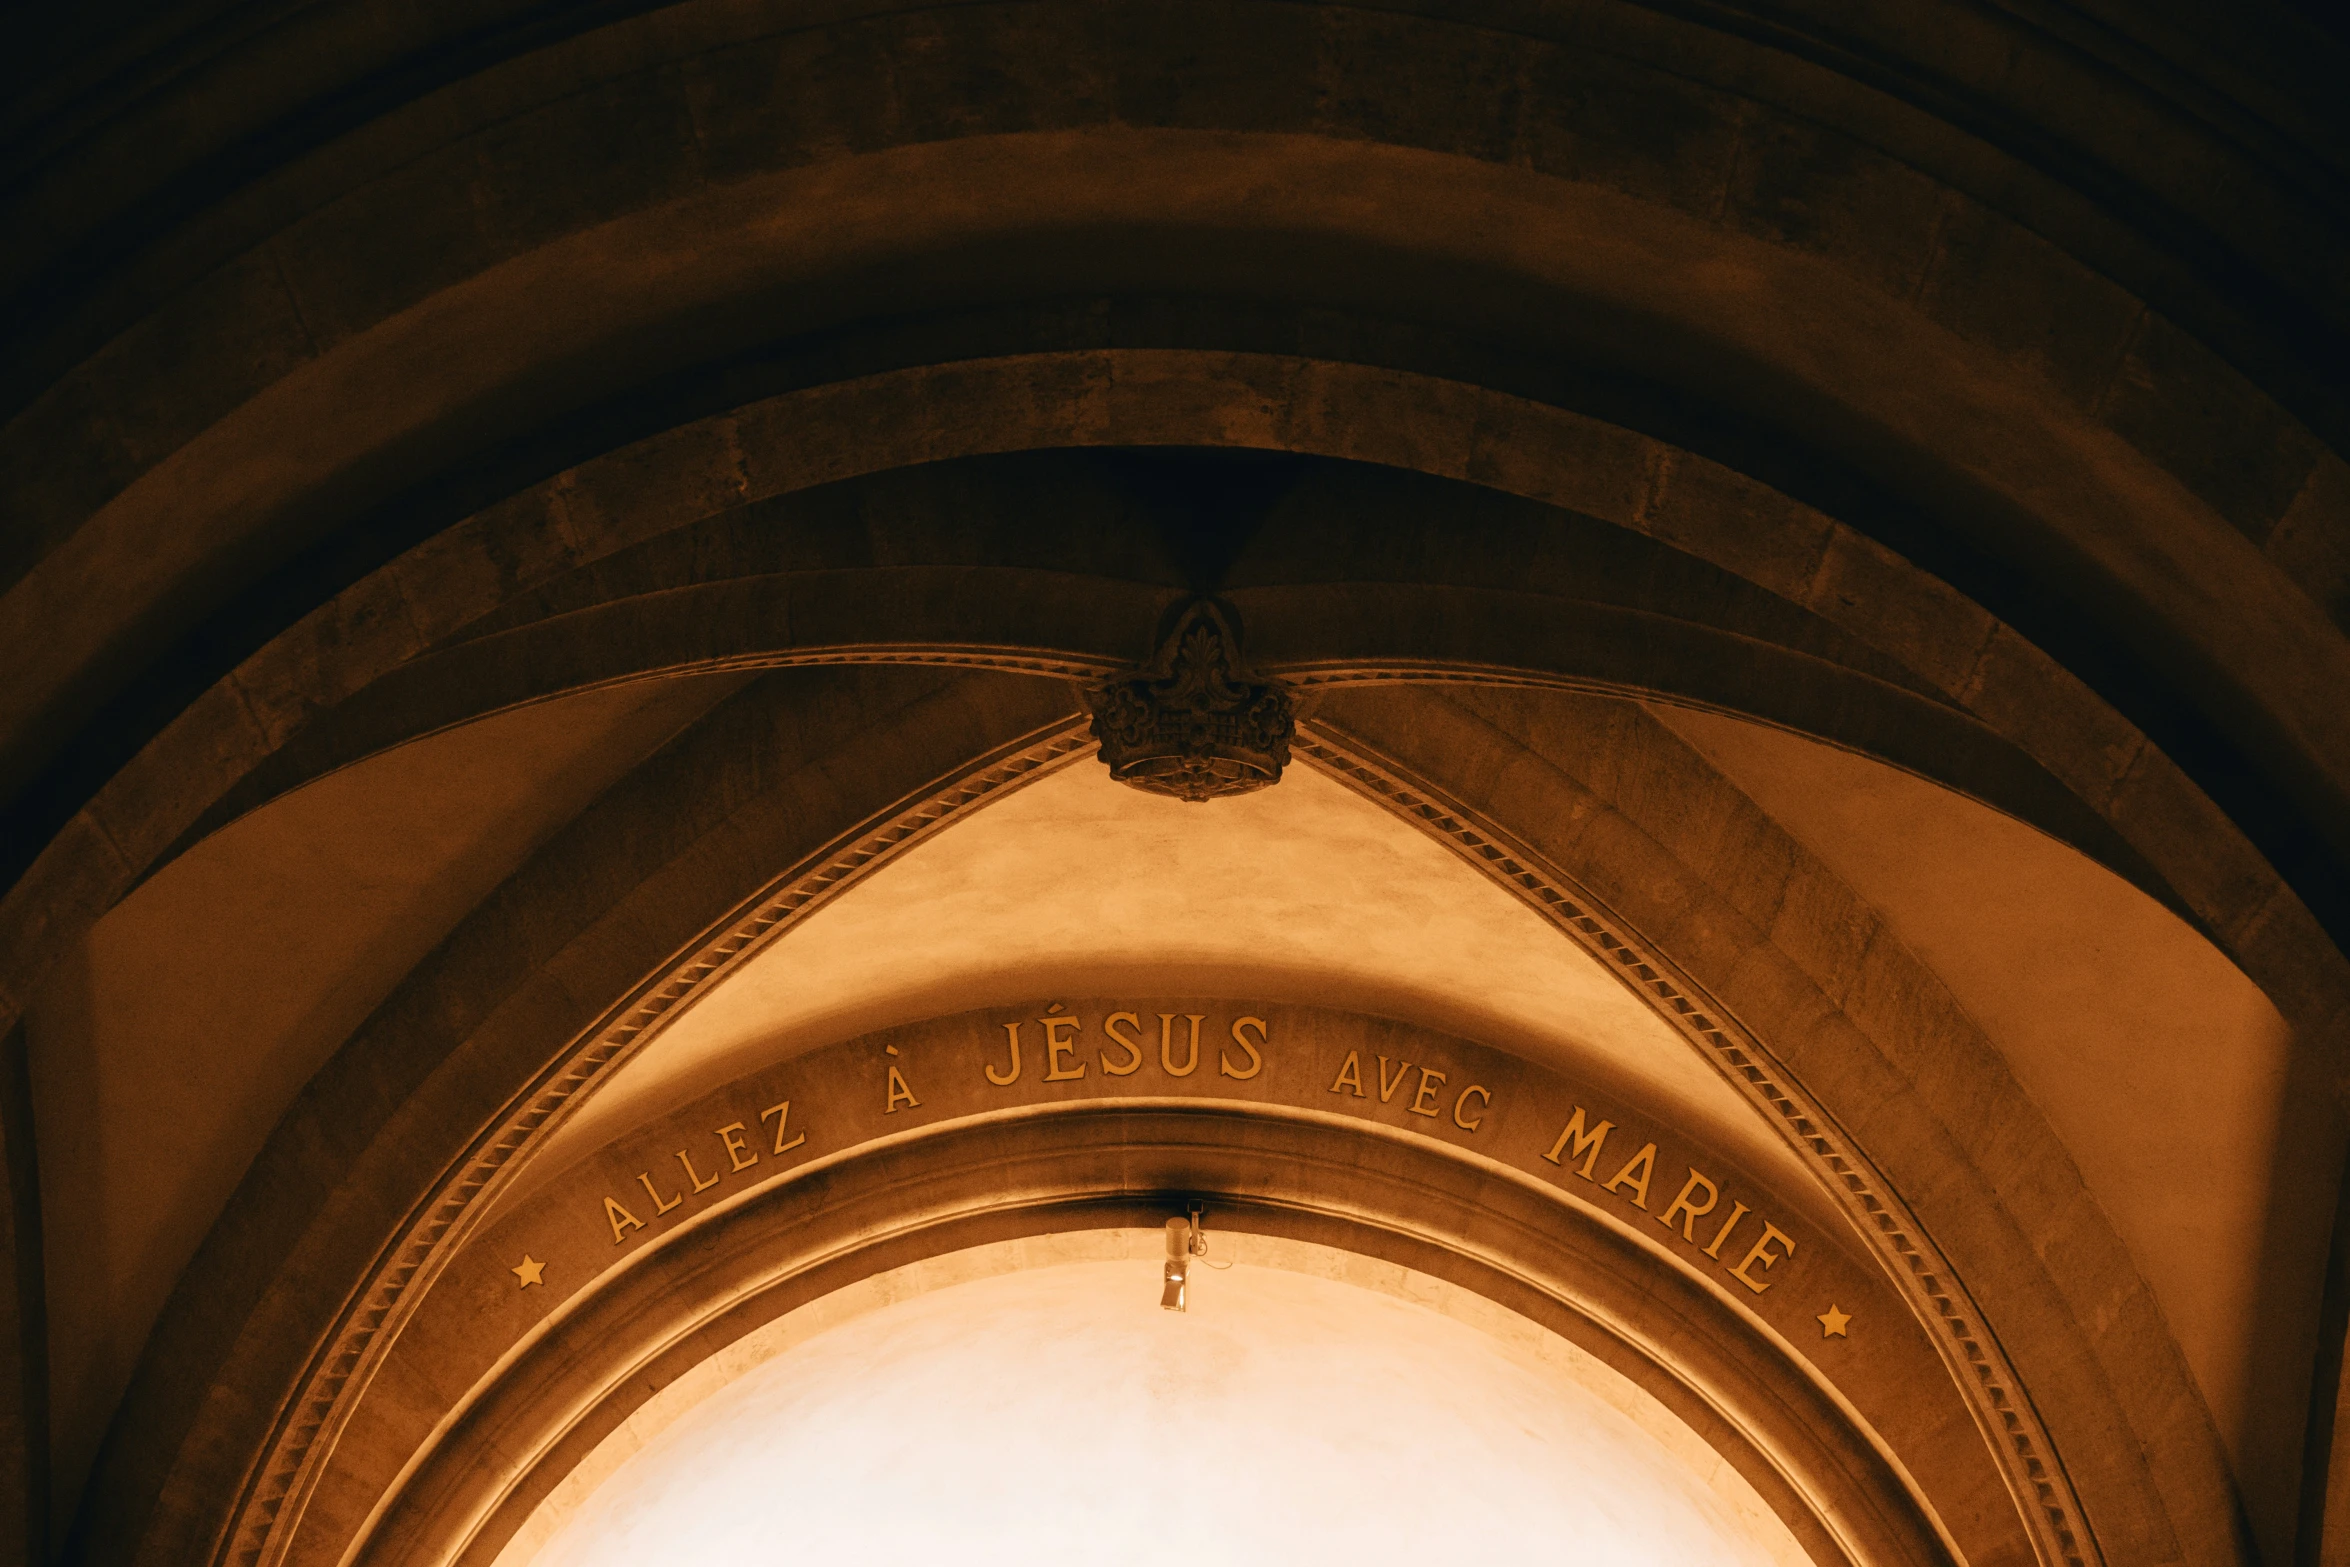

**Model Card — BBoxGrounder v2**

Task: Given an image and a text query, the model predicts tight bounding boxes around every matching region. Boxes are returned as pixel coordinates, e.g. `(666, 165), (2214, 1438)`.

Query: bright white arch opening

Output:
(506, 1232), (1814, 1567)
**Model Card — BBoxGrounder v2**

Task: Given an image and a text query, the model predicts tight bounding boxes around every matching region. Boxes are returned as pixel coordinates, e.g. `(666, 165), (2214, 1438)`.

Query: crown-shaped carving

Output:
(1086, 600), (1293, 802)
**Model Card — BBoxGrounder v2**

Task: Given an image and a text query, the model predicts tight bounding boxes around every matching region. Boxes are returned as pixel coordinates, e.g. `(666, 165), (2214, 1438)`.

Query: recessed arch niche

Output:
(274, 887), (2039, 1567)
(339, 1089), (1968, 1567)
(494, 1233), (1829, 1567)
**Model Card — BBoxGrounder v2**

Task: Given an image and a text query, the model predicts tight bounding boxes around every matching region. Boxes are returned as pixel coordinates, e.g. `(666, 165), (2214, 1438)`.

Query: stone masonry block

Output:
(1288, 360), (1480, 481)
(878, 5), (1116, 146)
(1108, 0), (1317, 134)
(391, 488), (582, 648)
(2267, 449), (2350, 637)
(1513, 41), (1745, 219)
(101, 248), (318, 472)
(272, 138), (504, 351)
(2100, 310), (2325, 545)
(227, 577), (429, 748)
(1804, 525), (1996, 696)
(1766, 854), (1878, 1006)
(1959, 623), (2144, 810)
(1640, 453), (1833, 603)
(1919, 199), (2143, 412)
(0, 372), (145, 596)
(554, 417), (748, 563)
(1466, 393), (1653, 526)
(1310, 7), (1524, 166)
(474, 69), (708, 258)
(83, 677), (274, 875)
(1725, 113), (1945, 300)
(0, 811), (135, 1016)
(2104, 747), (2285, 946)
(1607, 711), (1802, 935)
(683, 22), (905, 181)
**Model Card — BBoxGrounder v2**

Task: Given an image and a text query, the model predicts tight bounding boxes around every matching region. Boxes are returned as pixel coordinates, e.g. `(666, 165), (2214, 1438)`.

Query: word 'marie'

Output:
(1542, 1107), (1796, 1295)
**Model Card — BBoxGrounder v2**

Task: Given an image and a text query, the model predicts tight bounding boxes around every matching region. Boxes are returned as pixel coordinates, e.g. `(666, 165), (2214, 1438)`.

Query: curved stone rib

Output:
(1288, 722), (2101, 1567)
(212, 716), (1097, 1567)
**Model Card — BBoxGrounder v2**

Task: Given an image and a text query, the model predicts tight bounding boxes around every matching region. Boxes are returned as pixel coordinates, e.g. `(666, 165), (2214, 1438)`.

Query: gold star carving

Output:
(512, 1254), (547, 1289)
(1817, 1304), (1851, 1338)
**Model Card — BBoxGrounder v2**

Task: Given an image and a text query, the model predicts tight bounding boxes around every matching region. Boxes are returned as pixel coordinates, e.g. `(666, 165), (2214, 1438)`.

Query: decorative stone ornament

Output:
(1086, 599), (1293, 801)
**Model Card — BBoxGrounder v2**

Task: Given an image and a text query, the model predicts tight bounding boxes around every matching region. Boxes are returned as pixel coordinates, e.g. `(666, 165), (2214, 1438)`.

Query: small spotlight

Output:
(1162, 1215), (1190, 1311)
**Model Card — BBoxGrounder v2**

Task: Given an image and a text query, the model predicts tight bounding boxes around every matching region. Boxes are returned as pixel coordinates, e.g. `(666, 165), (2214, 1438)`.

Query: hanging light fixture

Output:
(1162, 1204), (1221, 1310)
(1161, 1215), (1192, 1311)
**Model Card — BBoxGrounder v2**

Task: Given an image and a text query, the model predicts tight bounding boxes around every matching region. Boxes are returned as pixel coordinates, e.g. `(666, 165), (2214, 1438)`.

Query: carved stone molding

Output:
(213, 718), (1099, 1567)
(1288, 723), (2100, 1567)
(1086, 599), (1293, 802)
(369, 1106), (1950, 1567)
(220, 699), (2095, 1567)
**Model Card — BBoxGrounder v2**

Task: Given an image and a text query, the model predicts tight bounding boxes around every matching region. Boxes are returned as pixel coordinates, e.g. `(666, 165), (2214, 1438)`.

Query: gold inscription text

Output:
(1657, 1168), (1720, 1241)
(1160, 1013), (1202, 1077)
(1730, 1222), (1797, 1294)
(761, 1100), (807, 1154)
(1043, 1014), (1087, 1081)
(636, 1170), (683, 1216)
(1705, 1201), (1750, 1260)
(1604, 1142), (1658, 1209)
(717, 1121), (758, 1172)
(675, 1148), (720, 1194)
(1329, 1050), (1366, 1097)
(1542, 1108), (1613, 1177)
(986, 1023), (1023, 1086)
(1101, 1012), (1145, 1076)
(1222, 1016), (1267, 1079)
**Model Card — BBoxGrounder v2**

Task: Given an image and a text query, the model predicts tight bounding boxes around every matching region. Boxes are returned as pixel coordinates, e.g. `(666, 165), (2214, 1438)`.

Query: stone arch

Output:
(6, 6), (2344, 1566)
(55, 666), (2248, 1567)
(7, 26), (2346, 1026)
(69, 666), (1088, 1567)
(1299, 684), (2246, 1567)
(346, 1098), (1965, 1567)
(17, 355), (2344, 1054)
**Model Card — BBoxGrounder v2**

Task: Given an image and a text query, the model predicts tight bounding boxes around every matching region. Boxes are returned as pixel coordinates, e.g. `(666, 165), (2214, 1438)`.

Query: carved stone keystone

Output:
(1086, 600), (1293, 801)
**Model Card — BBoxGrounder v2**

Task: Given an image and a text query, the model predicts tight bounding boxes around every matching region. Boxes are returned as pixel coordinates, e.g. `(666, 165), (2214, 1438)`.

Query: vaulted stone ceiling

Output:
(3, 5), (2346, 1567)
(21, 667), (2328, 1563)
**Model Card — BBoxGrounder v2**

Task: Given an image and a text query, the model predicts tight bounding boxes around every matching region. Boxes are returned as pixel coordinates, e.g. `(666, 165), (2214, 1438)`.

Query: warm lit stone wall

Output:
(3, 5), (2346, 1567)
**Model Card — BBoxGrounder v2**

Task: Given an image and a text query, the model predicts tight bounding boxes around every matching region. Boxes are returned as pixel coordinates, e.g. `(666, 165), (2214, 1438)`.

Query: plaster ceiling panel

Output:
(1652, 703), (2329, 1562)
(24, 670), (748, 1527)
(522, 757), (1817, 1213)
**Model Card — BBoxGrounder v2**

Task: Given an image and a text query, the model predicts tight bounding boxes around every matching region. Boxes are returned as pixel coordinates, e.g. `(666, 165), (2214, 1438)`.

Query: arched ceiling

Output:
(24, 667), (2325, 1565)
(2, 5), (2345, 1567)
(1653, 705), (2322, 1499)
(513, 754), (1817, 1204)
(21, 672), (749, 1529)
